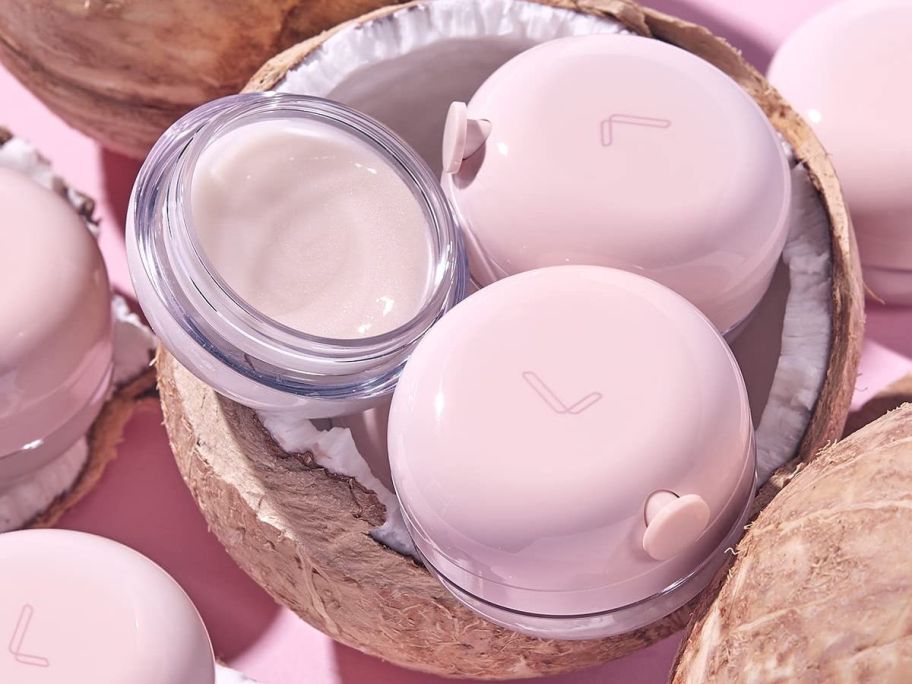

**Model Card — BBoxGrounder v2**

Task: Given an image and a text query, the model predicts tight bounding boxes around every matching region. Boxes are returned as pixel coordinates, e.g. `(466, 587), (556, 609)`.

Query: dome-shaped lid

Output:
(0, 529), (214, 683)
(768, 0), (912, 270)
(388, 266), (755, 616)
(0, 168), (113, 453)
(442, 34), (791, 333)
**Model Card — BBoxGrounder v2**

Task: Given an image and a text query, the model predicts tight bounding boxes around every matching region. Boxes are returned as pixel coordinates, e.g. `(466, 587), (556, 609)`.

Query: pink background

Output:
(3, 1), (911, 682)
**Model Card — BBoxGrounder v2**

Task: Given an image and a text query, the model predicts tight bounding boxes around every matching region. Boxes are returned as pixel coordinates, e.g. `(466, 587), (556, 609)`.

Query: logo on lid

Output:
(8, 605), (49, 668)
(601, 114), (672, 146)
(522, 371), (602, 415)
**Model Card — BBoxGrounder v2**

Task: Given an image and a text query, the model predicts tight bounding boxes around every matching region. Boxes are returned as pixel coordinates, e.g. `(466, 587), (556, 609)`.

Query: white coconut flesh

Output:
(259, 0), (833, 554)
(0, 136), (157, 532)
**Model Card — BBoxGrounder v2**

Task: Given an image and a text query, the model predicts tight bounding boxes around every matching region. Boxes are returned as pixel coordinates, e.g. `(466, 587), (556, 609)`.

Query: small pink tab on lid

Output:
(643, 491), (711, 561)
(442, 101), (492, 174)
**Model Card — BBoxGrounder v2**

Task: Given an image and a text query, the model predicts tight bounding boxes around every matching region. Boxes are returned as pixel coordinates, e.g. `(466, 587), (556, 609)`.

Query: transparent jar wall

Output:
(127, 93), (467, 417)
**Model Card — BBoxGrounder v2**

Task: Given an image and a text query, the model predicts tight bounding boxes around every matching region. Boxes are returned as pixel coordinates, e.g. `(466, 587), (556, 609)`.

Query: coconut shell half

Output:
(155, 0), (864, 678)
(0, 128), (158, 530)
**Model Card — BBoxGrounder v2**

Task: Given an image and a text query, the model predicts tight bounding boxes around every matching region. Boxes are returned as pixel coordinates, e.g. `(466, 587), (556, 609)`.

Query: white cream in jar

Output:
(191, 119), (434, 339)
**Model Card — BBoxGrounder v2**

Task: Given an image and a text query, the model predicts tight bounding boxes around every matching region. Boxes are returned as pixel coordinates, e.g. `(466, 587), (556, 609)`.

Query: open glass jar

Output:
(128, 93), (467, 416)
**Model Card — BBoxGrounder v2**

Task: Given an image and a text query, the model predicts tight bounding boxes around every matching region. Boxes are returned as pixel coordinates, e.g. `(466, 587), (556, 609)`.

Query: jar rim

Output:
(130, 92), (467, 398)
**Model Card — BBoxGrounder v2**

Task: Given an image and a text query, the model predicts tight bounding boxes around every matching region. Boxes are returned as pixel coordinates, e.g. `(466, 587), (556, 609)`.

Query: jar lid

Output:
(0, 168), (113, 455)
(0, 530), (214, 683)
(768, 0), (912, 271)
(388, 266), (755, 617)
(442, 34), (791, 333)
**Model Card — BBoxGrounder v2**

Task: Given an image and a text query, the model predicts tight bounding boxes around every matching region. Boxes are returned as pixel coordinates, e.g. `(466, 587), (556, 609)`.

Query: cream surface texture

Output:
(191, 118), (433, 339)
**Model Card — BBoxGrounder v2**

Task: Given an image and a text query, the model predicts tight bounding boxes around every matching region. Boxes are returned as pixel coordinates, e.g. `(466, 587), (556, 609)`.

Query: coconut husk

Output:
(0, 1), (401, 158)
(844, 373), (912, 437)
(672, 392), (912, 683)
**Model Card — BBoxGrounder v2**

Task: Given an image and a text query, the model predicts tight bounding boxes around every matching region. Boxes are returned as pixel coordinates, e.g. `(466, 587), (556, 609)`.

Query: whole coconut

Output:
(0, 0), (393, 158)
(674, 400), (912, 683)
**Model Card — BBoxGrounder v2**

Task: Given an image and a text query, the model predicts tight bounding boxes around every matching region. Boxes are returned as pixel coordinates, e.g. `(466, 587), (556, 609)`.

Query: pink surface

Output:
(1, 1), (910, 682)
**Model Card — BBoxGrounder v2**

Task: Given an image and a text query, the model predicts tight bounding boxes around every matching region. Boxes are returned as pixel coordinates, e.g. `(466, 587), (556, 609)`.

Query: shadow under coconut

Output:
(864, 302), (912, 360)
(331, 633), (681, 683)
(101, 147), (143, 232)
(57, 405), (282, 661)
(844, 372), (912, 437)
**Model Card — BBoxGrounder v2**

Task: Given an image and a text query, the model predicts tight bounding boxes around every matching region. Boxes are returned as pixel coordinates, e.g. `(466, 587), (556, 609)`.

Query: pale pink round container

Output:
(0, 169), (114, 491)
(442, 34), (792, 335)
(768, 0), (912, 304)
(388, 266), (756, 638)
(0, 529), (215, 683)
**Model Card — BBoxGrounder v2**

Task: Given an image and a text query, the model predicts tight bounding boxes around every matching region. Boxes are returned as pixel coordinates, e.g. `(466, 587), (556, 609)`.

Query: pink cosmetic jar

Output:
(768, 0), (912, 304)
(128, 92), (466, 417)
(442, 34), (792, 335)
(0, 529), (215, 682)
(0, 169), (113, 493)
(388, 266), (756, 639)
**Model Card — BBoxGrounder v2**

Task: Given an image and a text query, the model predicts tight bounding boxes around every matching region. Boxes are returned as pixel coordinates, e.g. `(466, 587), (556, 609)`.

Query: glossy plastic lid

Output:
(0, 168), (113, 454)
(442, 34), (791, 333)
(0, 529), (215, 683)
(768, 0), (912, 271)
(388, 266), (755, 616)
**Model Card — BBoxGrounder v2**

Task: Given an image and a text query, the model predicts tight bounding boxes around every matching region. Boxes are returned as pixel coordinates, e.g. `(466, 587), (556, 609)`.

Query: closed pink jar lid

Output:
(0, 529), (215, 683)
(388, 266), (755, 618)
(0, 168), (113, 466)
(768, 0), (912, 293)
(442, 34), (791, 333)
